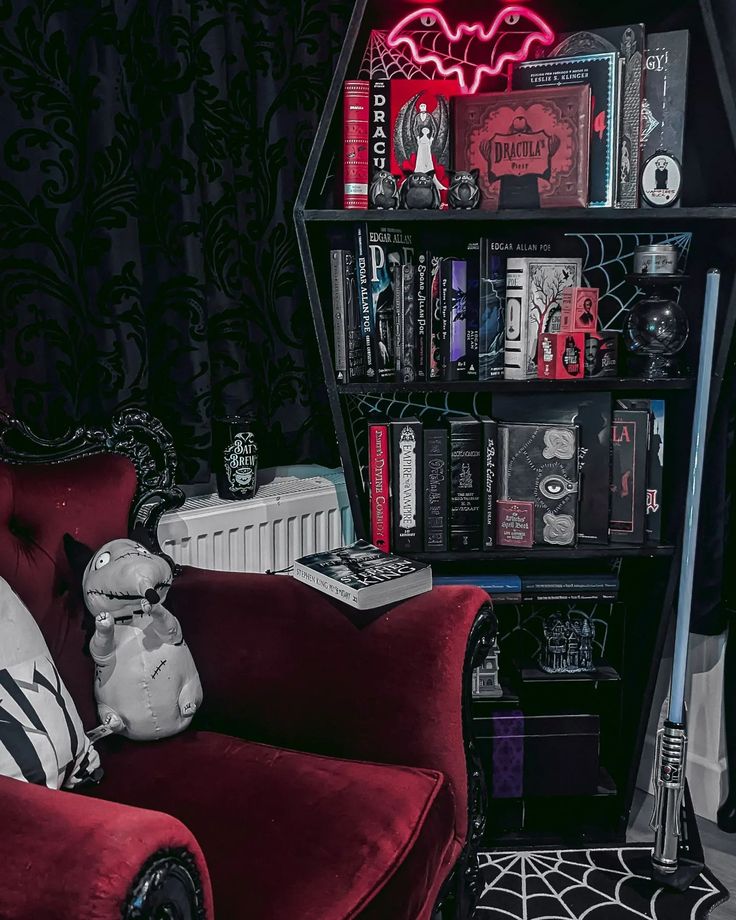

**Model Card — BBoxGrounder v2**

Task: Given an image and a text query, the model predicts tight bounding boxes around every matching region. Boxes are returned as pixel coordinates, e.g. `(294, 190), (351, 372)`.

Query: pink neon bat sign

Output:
(386, 6), (555, 94)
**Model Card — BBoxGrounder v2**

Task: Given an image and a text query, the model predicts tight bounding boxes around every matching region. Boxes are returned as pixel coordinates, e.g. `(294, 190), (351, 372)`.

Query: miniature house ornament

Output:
(541, 612), (595, 674)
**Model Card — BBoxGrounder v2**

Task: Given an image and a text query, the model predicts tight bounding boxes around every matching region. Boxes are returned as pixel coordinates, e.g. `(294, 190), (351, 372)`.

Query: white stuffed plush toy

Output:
(66, 535), (202, 742)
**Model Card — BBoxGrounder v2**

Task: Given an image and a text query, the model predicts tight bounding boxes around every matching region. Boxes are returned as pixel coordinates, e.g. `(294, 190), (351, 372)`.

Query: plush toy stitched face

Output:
(82, 539), (173, 615)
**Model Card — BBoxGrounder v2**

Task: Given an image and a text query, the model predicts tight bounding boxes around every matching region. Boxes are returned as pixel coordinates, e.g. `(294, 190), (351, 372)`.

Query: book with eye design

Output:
(293, 541), (432, 610)
(497, 422), (579, 546)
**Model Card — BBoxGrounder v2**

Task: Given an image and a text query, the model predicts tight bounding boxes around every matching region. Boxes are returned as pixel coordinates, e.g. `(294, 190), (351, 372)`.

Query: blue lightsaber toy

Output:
(651, 268), (721, 887)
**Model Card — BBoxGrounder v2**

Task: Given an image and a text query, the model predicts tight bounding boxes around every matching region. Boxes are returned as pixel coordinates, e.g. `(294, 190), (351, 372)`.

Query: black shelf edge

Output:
(301, 206), (736, 222)
(412, 545), (674, 562)
(336, 378), (693, 394)
(518, 659), (621, 683)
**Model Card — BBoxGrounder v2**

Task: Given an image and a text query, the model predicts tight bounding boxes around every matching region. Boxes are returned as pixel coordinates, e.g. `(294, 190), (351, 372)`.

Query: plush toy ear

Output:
(63, 534), (95, 583)
(402, 168), (414, 178)
(426, 170), (435, 179)
(470, 168), (480, 182)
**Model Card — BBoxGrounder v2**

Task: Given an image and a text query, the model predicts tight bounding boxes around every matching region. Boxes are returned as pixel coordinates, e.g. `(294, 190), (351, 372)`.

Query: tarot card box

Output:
(537, 332), (585, 380)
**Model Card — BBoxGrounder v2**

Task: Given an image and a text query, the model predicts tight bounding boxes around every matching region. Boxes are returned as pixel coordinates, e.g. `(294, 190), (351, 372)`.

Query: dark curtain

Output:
(0, 0), (350, 481)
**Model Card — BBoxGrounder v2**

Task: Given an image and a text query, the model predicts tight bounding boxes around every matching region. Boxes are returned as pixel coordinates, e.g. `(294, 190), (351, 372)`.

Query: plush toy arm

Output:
(90, 611), (115, 660)
(145, 602), (184, 644)
(0, 774), (213, 918)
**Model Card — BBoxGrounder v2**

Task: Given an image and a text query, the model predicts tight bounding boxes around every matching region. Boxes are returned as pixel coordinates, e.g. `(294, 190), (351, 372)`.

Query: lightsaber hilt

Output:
(652, 720), (688, 872)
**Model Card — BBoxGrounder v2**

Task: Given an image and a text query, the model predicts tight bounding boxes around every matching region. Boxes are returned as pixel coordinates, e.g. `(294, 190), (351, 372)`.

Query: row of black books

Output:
(330, 228), (608, 384)
(368, 395), (665, 554)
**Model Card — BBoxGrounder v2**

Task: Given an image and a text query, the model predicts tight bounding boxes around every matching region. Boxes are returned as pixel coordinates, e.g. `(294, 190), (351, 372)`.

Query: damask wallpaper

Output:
(0, 0), (350, 480)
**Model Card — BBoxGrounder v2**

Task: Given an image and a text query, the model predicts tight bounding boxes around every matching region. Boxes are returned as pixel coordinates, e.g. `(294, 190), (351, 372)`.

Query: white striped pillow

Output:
(0, 577), (101, 789)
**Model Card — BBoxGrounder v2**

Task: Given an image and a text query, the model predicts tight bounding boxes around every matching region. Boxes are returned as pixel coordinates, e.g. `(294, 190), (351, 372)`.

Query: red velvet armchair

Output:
(0, 410), (494, 920)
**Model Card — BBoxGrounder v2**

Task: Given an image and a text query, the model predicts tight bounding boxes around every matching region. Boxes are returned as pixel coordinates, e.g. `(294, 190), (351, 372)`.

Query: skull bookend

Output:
(65, 534), (203, 741)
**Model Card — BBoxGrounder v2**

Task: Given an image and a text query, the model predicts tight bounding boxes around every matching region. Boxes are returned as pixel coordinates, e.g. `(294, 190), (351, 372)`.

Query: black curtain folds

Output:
(0, 0), (350, 480)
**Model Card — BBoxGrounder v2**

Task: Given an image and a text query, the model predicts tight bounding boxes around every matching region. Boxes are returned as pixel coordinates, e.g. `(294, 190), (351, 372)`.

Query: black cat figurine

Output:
(369, 169), (400, 210)
(399, 170), (441, 209)
(448, 169), (481, 209)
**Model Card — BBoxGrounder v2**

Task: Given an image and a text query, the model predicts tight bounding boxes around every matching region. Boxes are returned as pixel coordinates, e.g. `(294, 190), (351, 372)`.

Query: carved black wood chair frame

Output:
(0, 408), (494, 920)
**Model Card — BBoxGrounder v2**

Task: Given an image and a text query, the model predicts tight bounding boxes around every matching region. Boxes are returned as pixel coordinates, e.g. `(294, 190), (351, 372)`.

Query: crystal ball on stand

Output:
(624, 290), (689, 379)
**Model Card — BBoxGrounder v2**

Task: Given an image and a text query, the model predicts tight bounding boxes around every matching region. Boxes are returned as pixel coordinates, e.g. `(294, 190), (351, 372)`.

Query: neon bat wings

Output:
(386, 6), (555, 95)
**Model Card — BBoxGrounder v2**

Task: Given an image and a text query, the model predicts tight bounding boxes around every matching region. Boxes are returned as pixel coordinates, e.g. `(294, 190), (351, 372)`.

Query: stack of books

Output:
(330, 230), (619, 385)
(368, 397), (665, 554)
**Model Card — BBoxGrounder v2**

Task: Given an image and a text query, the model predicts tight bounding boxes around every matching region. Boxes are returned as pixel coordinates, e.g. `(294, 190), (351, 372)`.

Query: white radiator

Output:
(158, 474), (354, 573)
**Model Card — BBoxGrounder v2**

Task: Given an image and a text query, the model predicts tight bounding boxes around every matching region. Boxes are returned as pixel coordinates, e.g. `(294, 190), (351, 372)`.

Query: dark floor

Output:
(628, 790), (736, 917)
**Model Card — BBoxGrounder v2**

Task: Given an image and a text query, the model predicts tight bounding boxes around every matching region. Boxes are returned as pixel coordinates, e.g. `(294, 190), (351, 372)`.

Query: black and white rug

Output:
(476, 847), (728, 919)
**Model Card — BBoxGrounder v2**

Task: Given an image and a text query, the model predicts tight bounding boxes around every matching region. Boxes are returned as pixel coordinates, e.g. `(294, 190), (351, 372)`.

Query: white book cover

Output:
(503, 257), (582, 379)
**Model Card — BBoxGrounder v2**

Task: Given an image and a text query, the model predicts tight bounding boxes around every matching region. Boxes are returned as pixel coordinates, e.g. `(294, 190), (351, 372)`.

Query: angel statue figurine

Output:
(394, 92), (451, 205)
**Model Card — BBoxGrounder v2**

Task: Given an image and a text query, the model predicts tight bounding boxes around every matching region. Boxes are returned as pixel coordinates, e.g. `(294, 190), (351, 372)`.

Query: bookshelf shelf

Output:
(303, 206), (736, 223)
(518, 660), (621, 683)
(295, 0), (736, 857)
(409, 545), (675, 563)
(337, 378), (693, 395)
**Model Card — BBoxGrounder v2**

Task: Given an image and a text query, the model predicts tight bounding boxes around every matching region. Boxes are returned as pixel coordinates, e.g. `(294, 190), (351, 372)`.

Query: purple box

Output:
(476, 712), (600, 798)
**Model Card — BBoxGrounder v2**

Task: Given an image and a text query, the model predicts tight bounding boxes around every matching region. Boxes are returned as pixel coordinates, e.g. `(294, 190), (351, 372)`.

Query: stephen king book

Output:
(354, 225), (375, 380)
(498, 422), (579, 546)
(447, 417), (482, 552)
(513, 53), (621, 208)
(415, 252), (430, 380)
(480, 417), (498, 549)
(368, 226), (414, 381)
(453, 86), (591, 210)
(424, 428), (449, 552)
(343, 81), (369, 209)
(388, 79), (464, 209)
(495, 393), (611, 545)
(610, 409), (648, 543)
(390, 417), (423, 553)
(448, 259), (468, 380)
(293, 541), (431, 610)
(503, 257), (582, 380)
(368, 421), (391, 552)
(540, 24), (645, 208)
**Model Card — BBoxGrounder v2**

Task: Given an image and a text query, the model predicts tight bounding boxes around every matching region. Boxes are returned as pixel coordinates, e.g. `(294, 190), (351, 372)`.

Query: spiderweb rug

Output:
(475, 846), (728, 919)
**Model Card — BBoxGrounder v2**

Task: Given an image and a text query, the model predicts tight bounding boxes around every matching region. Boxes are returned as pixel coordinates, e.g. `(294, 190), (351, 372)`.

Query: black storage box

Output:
(475, 712), (600, 798)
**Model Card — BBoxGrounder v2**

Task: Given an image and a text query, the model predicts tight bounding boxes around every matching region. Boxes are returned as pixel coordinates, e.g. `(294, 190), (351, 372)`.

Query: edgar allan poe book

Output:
(368, 226), (414, 381)
(513, 52), (621, 208)
(497, 423), (579, 546)
(293, 541), (431, 611)
(453, 86), (591, 210)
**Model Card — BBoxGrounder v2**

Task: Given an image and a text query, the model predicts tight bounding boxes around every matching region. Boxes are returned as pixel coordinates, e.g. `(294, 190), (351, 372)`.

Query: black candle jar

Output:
(212, 415), (258, 500)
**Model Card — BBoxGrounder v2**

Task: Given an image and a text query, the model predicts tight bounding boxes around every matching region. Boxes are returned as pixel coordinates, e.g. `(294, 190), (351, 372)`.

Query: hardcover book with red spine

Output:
(453, 86), (591, 210)
(368, 422), (391, 552)
(343, 81), (370, 208)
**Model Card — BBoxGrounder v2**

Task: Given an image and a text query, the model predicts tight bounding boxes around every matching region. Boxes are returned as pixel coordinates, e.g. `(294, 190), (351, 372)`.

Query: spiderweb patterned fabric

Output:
(475, 847), (728, 920)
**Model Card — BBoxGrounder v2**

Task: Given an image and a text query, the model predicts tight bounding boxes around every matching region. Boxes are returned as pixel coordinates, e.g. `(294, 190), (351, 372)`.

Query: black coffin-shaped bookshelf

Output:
(295, 0), (736, 849)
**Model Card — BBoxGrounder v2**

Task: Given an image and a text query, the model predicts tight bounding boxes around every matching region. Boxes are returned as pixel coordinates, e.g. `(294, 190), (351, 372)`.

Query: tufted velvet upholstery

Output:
(0, 455), (138, 727)
(0, 451), (488, 919)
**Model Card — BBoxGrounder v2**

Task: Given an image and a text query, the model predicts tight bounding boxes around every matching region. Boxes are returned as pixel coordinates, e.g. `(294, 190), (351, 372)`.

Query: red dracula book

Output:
(453, 86), (591, 210)
(382, 79), (464, 209)
(343, 80), (370, 208)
